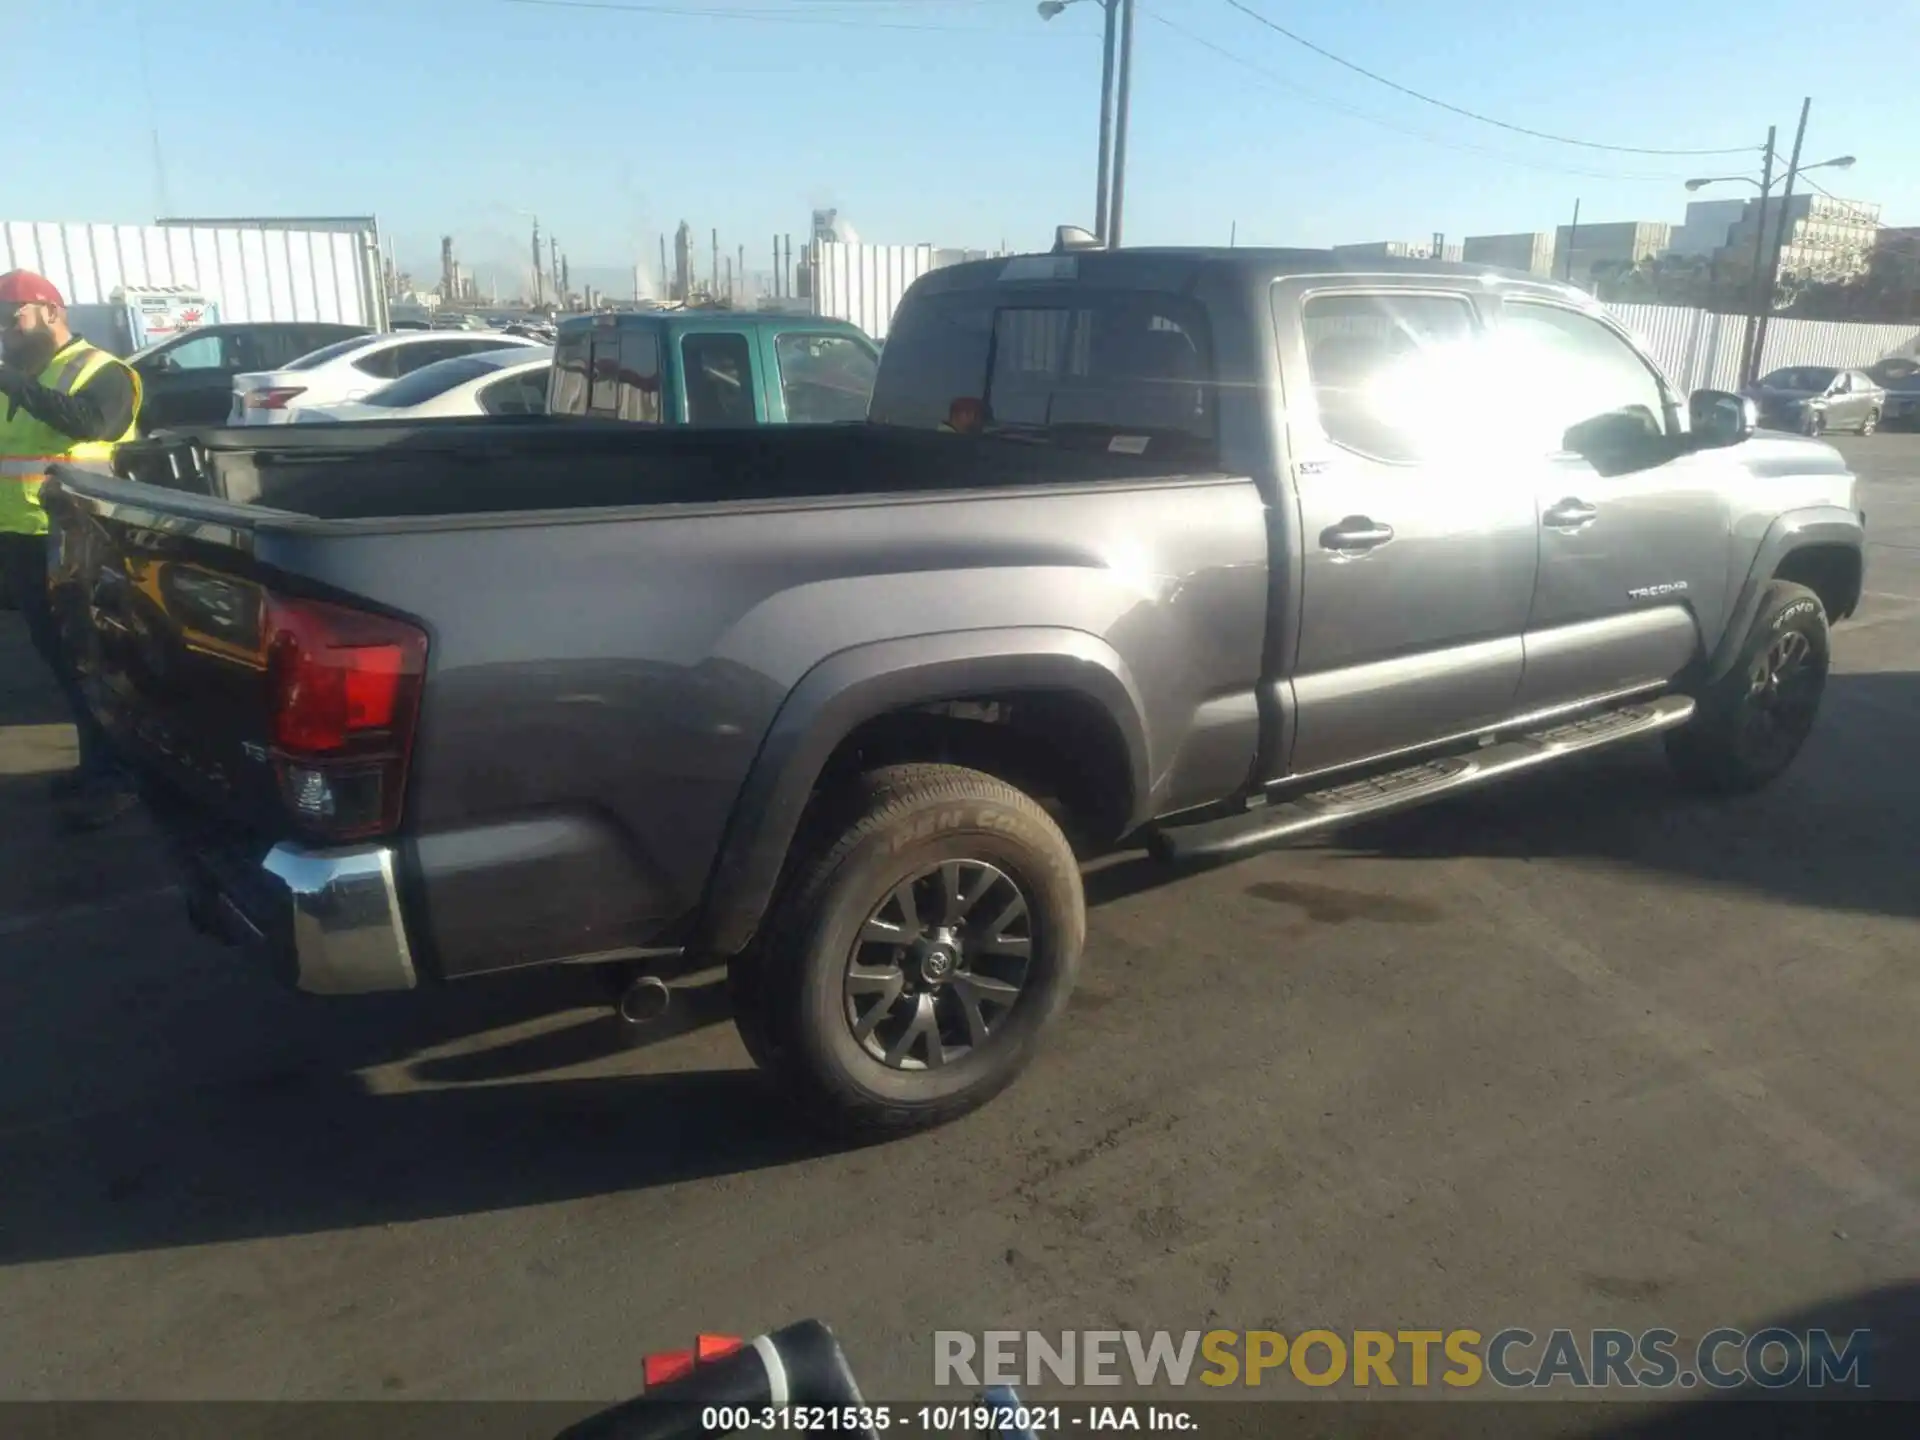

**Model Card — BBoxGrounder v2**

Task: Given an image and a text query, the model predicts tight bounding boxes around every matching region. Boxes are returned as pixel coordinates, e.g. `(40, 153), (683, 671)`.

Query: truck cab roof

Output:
(913, 245), (1589, 306)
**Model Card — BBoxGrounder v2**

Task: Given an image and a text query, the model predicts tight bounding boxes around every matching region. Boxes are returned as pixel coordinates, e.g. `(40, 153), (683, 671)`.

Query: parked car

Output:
(229, 330), (542, 424)
(550, 311), (878, 425)
(128, 321), (371, 432)
(1743, 365), (1886, 436)
(288, 346), (553, 423)
(1865, 356), (1920, 429)
(45, 243), (1863, 1139)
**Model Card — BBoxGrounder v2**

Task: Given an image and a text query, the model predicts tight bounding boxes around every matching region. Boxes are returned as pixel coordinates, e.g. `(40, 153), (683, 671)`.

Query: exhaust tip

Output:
(616, 975), (673, 1027)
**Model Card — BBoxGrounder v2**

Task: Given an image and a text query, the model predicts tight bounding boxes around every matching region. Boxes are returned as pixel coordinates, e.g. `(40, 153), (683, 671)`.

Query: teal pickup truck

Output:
(550, 310), (880, 426)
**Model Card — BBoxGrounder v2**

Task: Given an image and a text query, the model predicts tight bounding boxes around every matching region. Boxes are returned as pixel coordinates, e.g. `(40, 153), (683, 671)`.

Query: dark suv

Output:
(130, 322), (369, 432)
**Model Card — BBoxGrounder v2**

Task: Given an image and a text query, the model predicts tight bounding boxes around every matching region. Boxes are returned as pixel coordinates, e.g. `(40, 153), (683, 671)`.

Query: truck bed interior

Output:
(109, 420), (1231, 522)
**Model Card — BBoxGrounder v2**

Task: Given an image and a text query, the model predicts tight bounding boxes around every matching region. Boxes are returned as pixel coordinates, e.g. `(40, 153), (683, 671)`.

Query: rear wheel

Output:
(732, 764), (1084, 1139)
(1665, 581), (1829, 795)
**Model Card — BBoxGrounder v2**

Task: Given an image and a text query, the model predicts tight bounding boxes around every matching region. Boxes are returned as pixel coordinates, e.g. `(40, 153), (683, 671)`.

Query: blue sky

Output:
(14, 0), (1914, 294)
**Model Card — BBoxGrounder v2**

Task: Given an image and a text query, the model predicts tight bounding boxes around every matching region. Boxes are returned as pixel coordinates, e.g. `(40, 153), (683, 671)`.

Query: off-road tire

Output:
(1665, 581), (1830, 795)
(731, 764), (1084, 1140)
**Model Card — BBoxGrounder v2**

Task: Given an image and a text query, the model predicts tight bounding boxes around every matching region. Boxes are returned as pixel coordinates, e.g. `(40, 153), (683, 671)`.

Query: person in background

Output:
(0, 270), (143, 830)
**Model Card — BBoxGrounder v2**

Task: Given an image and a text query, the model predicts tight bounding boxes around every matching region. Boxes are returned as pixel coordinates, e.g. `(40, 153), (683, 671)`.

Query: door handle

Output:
(1320, 516), (1395, 553)
(1543, 498), (1599, 531)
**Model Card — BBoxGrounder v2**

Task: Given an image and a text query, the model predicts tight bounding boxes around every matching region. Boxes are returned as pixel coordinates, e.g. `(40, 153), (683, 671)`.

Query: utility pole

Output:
(1753, 98), (1812, 382)
(1094, 0), (1119, 241)
(1106, 0), (1137, 247)
(1562, 198), (1581, 284)
(530, 217), (544, 308)
(1739, 126), (1778, 387)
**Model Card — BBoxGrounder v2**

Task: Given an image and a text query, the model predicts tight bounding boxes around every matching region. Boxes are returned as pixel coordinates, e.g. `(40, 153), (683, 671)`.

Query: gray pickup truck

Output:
(43, 241), (1864, 1138)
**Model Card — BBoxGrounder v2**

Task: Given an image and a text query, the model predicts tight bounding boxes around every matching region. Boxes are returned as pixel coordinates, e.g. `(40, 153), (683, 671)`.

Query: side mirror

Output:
(1688, 389), (1755, 449)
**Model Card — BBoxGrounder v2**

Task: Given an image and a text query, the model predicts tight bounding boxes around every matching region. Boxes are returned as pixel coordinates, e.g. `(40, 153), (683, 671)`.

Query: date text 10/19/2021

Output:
(699, 1407), (1193, 1432)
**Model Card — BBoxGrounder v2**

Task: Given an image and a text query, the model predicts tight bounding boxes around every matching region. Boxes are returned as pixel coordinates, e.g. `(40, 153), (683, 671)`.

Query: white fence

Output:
(808, 241), (1920, 381)
(810, 241), (1004, 340)
(1, 219), (386, 330)
(1608, 303), (1920, 391)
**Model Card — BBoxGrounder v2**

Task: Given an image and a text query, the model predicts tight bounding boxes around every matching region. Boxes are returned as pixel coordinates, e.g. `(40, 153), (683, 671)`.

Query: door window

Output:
(1298, 291), (1480, 463)
(478, 368), (550, 415)
(352, 344), (404, 379)
(774, 332), (877, 422)
(157, 333), (227, 371)
(1492, 300), (1671, 456)
(682, 332), (757, 426)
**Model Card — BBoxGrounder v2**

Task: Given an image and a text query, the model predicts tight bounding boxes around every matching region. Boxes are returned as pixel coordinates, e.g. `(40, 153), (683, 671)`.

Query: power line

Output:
(1219, 0), (1755, 157)
(1146, 10), (1690, 183)
(498, 0), (1036, 30)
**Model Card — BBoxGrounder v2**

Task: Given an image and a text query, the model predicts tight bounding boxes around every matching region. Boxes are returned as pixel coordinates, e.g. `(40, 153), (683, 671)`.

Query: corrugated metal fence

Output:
(809, 242), (1920, 382)
(2, 219), (385, 329)
(1607, 303), (1920, 391)
(811, 242), (1003, 340)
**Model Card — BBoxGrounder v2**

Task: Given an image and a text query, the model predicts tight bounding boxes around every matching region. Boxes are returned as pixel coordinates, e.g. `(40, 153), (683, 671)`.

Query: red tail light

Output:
(264, 595), (427, 841)
(643, 1336), (744, 1391)
(244, 386), (307, 411)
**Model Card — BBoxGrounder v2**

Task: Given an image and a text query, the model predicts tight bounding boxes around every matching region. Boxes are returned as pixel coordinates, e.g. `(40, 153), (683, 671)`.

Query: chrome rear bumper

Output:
(184, 839), (418, 995)
(263, 844), (419, 994)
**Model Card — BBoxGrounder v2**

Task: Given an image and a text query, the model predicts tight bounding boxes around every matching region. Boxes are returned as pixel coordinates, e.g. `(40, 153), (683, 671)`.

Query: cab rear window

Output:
(868, 287), (1216, 459)
(552, 324), (662, 422)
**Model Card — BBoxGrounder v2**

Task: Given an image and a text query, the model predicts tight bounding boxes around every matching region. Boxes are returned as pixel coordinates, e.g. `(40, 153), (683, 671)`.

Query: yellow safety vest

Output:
(0, 339), (144, 537)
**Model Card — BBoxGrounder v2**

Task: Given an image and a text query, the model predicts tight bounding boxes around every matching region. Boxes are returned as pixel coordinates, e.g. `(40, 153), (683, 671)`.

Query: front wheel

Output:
(1802, 410), (1826, 437)
(1860, 408), (1880, 436)
(735, 763), (1085, 1139)
(1665, 581), (1829, 795)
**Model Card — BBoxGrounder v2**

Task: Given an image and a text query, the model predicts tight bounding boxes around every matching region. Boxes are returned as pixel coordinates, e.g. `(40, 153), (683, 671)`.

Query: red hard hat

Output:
(0, 270), (65, 307)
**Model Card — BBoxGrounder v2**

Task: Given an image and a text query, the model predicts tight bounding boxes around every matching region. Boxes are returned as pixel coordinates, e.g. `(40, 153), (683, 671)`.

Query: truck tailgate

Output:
(48, 475), (291, 840)
(48, 466), (429, 860)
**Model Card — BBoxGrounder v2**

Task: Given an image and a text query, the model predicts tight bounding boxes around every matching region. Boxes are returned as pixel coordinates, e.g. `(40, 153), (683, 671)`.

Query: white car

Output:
(288, 346), (553, 423)
(229, 330), (542, 424)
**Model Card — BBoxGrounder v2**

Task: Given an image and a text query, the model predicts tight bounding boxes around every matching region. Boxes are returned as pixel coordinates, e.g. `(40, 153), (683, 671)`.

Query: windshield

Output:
(284, 333), (384, 371)
(1760, 366), (1838, 391)
(360, 355), (504, 407)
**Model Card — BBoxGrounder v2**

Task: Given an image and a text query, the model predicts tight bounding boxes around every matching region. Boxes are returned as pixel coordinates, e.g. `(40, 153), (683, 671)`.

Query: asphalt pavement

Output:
(2, 436), (1917, 1421)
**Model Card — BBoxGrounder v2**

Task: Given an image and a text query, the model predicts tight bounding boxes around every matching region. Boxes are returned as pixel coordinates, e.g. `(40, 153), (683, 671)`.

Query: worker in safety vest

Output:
(0, 269), (142, 829)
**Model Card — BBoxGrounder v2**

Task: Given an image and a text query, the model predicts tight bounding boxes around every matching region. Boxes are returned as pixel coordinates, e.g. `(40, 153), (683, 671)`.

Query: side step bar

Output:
(1148, 694), (1696, 863)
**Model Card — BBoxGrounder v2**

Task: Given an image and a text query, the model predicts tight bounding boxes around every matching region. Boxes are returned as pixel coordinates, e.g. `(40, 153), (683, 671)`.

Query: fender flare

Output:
(695, 627), (1153, 957)
(1707, 505), (1863, 681)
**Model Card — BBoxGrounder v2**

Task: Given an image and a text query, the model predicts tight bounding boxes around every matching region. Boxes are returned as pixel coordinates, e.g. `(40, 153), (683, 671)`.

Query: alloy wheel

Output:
(1737, 629), (1821, 771)
(842, 859), (1034, 1070)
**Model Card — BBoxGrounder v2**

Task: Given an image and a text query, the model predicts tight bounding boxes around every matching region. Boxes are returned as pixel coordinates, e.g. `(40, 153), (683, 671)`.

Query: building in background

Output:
(1463, 231), (1558, 276)
(1718, 193), (1881, 285)
(1669, 200), (1749, 259)
(1555, 220), (1672, 287)
(1333, 238), (1463, 262)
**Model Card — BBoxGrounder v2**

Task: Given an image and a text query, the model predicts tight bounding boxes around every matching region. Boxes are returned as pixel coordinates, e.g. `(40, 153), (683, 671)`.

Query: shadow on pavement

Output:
(0, 1061), (834, 1267)
(1090, 670), (1920, 923)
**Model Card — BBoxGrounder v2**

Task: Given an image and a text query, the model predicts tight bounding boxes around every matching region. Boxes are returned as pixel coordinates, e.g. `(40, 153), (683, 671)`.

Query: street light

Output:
(1684, 99), (1855, 384)
(1685, 156), (1854, 191)
(1038, 0), (1134, 245)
